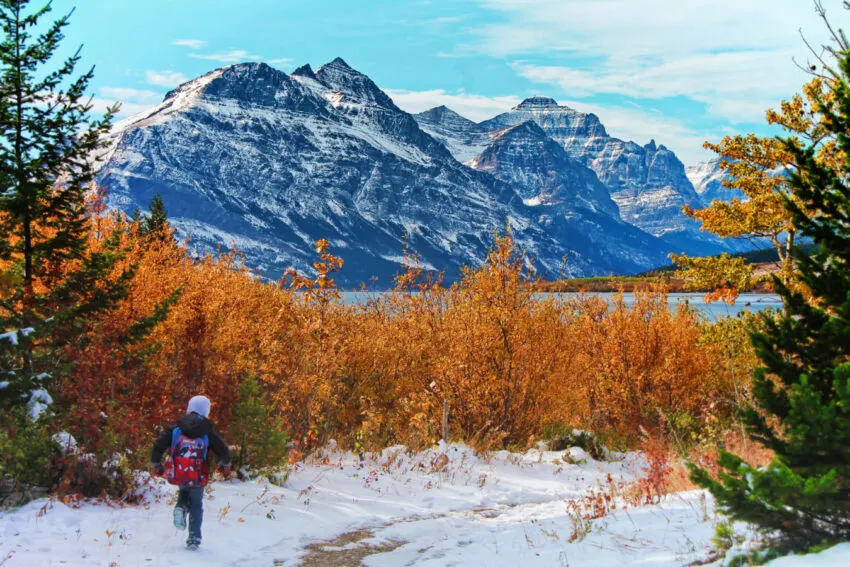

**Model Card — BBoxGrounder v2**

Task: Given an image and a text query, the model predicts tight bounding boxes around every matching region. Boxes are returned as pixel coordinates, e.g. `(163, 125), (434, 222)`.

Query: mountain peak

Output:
(165, 62), (301, 110)
(316, 57), (364, 82)
(325, 57), (352, 70)
(416, 105), (473, 124)
(291, 63), (316, 79)
(499, 119), (547, 139)
(418, 104), (451, 116)
(163, 62), (276, 102)
(515, 96), (560, 111)
(316, 57), (396, 109)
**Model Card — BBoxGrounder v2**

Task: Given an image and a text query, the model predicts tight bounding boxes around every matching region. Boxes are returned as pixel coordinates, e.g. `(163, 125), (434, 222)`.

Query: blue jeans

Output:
(176, 485), (204, 543)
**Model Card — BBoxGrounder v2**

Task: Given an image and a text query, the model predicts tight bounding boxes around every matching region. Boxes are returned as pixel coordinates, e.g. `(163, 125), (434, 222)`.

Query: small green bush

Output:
(230, 375), (290, 473)
(0, 409), (58, 490)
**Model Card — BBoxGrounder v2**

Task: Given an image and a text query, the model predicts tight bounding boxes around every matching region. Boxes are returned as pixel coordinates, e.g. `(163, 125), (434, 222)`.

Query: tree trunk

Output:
(442, 398), (449, 442)
(15, 4), (34, 375)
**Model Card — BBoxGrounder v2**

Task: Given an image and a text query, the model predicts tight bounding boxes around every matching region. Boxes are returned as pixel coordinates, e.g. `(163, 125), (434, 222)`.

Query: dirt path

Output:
(288, 529), (404, 567)
(288, 498), (568, 566)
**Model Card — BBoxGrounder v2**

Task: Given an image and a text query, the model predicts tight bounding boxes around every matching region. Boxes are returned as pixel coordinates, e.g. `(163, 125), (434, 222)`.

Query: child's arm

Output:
(209, 431), (232, 468)
(150, 427), (173, 466)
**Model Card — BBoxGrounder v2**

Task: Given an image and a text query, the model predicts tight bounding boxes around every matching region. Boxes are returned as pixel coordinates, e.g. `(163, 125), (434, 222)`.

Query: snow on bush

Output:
(52, 432), (78, 455)
(26, 388), (53, 419)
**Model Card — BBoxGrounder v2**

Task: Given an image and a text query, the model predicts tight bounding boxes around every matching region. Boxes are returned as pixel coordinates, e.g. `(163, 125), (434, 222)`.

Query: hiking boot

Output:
(173, 506), (187, 530)
(186, 537), (201, 551)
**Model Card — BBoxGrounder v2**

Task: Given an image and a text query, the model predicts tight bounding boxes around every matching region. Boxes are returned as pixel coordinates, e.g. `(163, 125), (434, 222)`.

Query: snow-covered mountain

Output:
(99, 60), (679, 285)
(414, 105), (493, 164)
(420, 97), (728, 255)
(468, 120), (675, 270)
(470, 121), (616, 216)
(686, 158), (747, 204)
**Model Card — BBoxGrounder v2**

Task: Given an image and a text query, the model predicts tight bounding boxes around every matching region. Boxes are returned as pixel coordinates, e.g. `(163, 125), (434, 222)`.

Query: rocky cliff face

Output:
(422, 97), (726, 255)
(99, 60), (677, 285)
(470, 120), (616, 216)
(479, 97), (612, 162)
(414, 106), (492, 164)
(687, 158), (747, 204)
(468, 120), (674, 270)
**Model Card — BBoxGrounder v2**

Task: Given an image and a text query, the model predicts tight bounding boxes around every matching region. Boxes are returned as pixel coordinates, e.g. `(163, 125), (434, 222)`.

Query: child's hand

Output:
(153, 462), (165, 476)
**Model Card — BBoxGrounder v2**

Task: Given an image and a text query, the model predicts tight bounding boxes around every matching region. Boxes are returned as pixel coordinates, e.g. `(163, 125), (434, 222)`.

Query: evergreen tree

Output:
(139, 193), (169, 239)
(689, 20), (850, 551)
(0, 0), (124, 409)
(129, 206), (141, 225)
(231, 375), (290, 473)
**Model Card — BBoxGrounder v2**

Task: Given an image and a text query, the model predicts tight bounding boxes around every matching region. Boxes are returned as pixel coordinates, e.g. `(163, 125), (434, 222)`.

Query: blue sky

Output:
(55, 0), (833, 164)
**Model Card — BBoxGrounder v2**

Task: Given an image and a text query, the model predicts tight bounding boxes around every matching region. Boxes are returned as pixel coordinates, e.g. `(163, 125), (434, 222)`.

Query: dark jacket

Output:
(151, 412), (232, 467)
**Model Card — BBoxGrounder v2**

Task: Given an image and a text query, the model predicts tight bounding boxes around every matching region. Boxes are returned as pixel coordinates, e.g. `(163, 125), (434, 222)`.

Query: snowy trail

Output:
(2, 444), (846, 566)
(278, 492), (716, 567)
(291, 498), (573, 567)
(342, 496), (714, 567)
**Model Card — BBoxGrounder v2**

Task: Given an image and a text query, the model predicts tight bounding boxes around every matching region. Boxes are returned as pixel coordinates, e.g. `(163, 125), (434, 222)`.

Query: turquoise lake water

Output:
(338, 292), (782, 321)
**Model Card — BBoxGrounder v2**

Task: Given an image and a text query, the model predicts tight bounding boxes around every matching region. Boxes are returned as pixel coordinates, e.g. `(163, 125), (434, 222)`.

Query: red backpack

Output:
(165, 427), (210, 487)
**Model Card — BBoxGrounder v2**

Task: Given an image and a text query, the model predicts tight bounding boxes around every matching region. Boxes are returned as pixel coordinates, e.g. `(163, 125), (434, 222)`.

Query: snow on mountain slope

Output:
(419, 97), (732, 256)
(480, 99), (707, 238)
(414, 105), (493, 164)
(479, 97), (612, 163)
(687, 158), (747, 204)
(469, 120), (673, 272)
(471, 120), (616, 216)
(101, 60), (672, 285)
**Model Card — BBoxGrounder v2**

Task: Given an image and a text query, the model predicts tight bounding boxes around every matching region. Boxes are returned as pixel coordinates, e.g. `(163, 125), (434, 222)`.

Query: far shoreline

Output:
(529, 277), (775, 294)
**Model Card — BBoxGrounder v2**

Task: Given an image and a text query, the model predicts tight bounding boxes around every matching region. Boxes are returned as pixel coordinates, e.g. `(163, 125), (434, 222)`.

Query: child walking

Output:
(151, 395), (232, 550)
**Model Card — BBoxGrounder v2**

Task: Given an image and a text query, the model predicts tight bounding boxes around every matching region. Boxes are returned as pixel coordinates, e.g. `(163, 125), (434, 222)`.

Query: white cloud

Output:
(188, 50), (263, 63)
(267, 57), (294, 66)
(511, 55), (788, 124)
(95, 86), (165, 118)
(145, 70), (188, 88)
(387, 89), (522, 122)
(100, 87), (162, 105)
(468, 0), (831, 123)
(427, 16), (466, 24)
(172, 39), (207, 49)
(90, 98), (154, 117)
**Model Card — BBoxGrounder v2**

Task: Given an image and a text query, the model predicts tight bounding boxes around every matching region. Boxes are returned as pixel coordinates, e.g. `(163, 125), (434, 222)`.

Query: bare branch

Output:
(797, 26), (836, 78)
(815, 0), (850, 51)
(793, 55), (831, 79)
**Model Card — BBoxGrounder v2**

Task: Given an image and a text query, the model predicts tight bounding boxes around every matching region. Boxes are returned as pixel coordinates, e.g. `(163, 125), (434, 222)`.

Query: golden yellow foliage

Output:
(670, 253), (756, 304)
(55, 220), (755, 458)
(676, 78), (843, 301)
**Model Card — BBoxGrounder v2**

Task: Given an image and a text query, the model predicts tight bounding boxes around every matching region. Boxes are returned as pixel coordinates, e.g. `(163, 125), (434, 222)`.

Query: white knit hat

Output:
(187, 395), (211, 418)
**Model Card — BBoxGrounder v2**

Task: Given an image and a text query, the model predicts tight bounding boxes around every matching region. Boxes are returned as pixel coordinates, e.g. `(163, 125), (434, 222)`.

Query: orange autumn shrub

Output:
(54, 211), (756, 461)
(58, 211), (302, 461)
(336, 275), (450, 449)
(564, 291), (731, 444)
(434, 236), (574, 447)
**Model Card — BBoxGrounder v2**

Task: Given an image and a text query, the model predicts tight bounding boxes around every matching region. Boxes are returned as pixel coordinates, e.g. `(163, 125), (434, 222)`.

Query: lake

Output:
(339, 292), (782, 321)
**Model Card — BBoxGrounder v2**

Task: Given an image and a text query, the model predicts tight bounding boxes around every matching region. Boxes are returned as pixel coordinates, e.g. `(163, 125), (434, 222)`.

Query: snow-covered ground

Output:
(0, 443), (845, 566)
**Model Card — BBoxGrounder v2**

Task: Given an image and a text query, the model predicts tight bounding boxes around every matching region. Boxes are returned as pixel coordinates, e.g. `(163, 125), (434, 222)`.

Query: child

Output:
(151, 395), (232, 550)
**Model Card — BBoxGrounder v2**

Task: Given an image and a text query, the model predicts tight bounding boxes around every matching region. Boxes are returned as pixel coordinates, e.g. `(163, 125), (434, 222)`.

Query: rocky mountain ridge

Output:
(98, 59), (737, 286)
(417, 97), (726, 255)
(686, 158), (748, 203)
